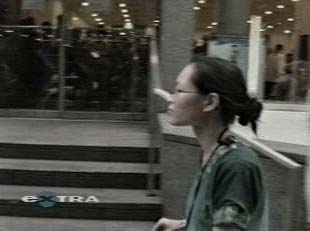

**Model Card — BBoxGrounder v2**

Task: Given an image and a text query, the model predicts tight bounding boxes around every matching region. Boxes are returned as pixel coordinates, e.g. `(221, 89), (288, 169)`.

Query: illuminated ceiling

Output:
(67, 0), (298, 34)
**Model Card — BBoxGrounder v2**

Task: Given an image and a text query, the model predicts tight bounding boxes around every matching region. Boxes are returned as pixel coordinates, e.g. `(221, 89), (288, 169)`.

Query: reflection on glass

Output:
(63, 28), (150, 112)
(0, 25), (59, 109)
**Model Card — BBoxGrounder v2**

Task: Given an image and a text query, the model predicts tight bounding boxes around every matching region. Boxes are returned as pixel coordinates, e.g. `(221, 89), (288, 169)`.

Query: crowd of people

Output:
(0, 16), (150, 111)
(265, 44), (309, 102)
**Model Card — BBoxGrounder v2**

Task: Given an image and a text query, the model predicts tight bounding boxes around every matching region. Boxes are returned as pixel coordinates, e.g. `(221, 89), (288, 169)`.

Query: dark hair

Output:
(190, 56), (263, 133)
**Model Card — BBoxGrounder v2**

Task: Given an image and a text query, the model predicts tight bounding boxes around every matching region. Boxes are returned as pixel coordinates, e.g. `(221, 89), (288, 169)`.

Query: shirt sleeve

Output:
(212, 160), (263, 230)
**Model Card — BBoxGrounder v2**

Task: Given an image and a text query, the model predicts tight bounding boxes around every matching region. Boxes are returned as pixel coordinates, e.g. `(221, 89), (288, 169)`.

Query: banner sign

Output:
(22, 0), (45, 10)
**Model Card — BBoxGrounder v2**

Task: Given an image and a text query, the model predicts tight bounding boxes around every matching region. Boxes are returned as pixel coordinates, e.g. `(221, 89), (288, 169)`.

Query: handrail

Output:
(230, 130), (302, 169)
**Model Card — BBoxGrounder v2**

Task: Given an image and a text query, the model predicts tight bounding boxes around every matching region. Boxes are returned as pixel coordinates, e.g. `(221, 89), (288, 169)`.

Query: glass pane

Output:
(0, 25), (59, 109)
(63, 28), (150, 112)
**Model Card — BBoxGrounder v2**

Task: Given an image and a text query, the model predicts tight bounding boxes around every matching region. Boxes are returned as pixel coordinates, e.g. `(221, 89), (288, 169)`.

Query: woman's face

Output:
(167, 64), (206, 126)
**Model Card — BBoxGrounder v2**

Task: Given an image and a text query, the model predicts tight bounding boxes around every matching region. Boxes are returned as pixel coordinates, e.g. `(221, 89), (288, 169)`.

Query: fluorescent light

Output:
(246, 20), (252, 24)
(121, 9), (128, 13)
(260, 29), (265, 32)
(283, 30), (292, 34)
(198, 0), (206, 3)
(81, 1), (90, 6)
(119, 32), (127, 35)
(193, 6), (201, 10)
(291, 0), (299, 2)
(4, 30), (14, 33)
(265, 11), (273, 15)
(207, 26), (214, 29)
(95, 18), (102, 22)
(153, 19), (160, 23)
(98, 22), (105, 25)
(72, 17), (79, 21)
(211, 22), (218, 26)
(287, 18), (295, 22)
(276, 5), (285, 9)
(91, 13), (98, 17)
(267, 25), (274, 29)
(123, 14), (130, 18)
(119, 3), (127, 7)
(124, 18), (131, 22)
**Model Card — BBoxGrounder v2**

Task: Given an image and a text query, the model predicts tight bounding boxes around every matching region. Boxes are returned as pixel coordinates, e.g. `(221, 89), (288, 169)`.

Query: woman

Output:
(152, 57), (268, 231)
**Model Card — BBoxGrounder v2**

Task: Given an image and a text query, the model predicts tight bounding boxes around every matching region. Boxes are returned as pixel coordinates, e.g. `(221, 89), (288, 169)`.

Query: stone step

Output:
(0, 216), (156, 231)
(0, 186), (161, 221)
(0, 143), (159, 163)
(0, 158), (161, 189)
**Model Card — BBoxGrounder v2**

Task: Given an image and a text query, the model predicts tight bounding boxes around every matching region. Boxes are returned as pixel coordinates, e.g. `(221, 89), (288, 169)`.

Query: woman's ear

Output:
(202, 93), (220, 112)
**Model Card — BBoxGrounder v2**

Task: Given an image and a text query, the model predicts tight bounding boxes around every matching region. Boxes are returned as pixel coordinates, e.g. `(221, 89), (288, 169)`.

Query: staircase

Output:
(0, 118), (161, 231)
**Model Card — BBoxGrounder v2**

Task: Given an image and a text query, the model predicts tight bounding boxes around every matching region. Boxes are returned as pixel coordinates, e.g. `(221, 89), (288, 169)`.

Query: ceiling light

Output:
(4, 30), (14, 33)
(95, 18), (102, 22)
(124, 18), (131, 22)
(265, 11), (273, 15)
(81, 1), (90, 6)
(246, 20), (252, 24)
(72, 17), (79, 21)
(287, 18), (295, 22)
(124, 22), (134, 29)
(123, 14), (130, 18)
(277, 22), (283, 25)
(198, 0), (206, 3)
(291, 0), (299, 2)
(98, 22), (105, 25)
(207, 26), (214, 29)
(276, 5), (285, 9)
(91, 13), (98, 17)
(260, 29), (266, 32)
(193, 6), (201, 10)
(211, 22), (218, 26)
(153, 19), (160, 23)
(121, 9), (128, 13)
(267, 25), (274, 29)
(119, 32), (127, 35)
(119, 3), (127, 7)
(283, 30), (292, 34)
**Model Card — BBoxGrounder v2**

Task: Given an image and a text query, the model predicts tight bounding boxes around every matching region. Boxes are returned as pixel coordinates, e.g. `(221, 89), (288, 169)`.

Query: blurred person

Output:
(265, 44), (285, 99)
(152, 57), (267, 231)
(271, 65), (293, 101)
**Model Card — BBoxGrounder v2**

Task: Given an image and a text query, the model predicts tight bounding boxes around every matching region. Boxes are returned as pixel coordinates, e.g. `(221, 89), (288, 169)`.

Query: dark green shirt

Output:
(185, 139), (268, 231)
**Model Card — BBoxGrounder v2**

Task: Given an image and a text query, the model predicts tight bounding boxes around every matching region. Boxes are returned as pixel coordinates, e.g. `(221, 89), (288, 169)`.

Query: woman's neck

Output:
(192, 121), (227, 166)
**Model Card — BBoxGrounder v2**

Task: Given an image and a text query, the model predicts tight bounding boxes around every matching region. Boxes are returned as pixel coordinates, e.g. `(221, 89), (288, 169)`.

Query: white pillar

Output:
(160, 0), (194, 91)
(247, 15), (263, 98)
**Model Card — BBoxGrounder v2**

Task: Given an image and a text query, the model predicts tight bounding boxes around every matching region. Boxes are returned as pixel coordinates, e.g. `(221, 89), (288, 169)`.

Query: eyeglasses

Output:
(173, 89), (201, 94)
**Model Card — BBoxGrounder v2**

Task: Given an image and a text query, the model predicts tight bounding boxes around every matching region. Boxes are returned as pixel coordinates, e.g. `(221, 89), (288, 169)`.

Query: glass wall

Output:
(0, 0), (160, 113)
(0, 25), (59, 109)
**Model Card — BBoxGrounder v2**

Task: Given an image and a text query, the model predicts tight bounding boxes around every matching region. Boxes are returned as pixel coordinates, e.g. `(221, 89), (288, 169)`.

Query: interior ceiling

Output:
(67, 0), (296, 33)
